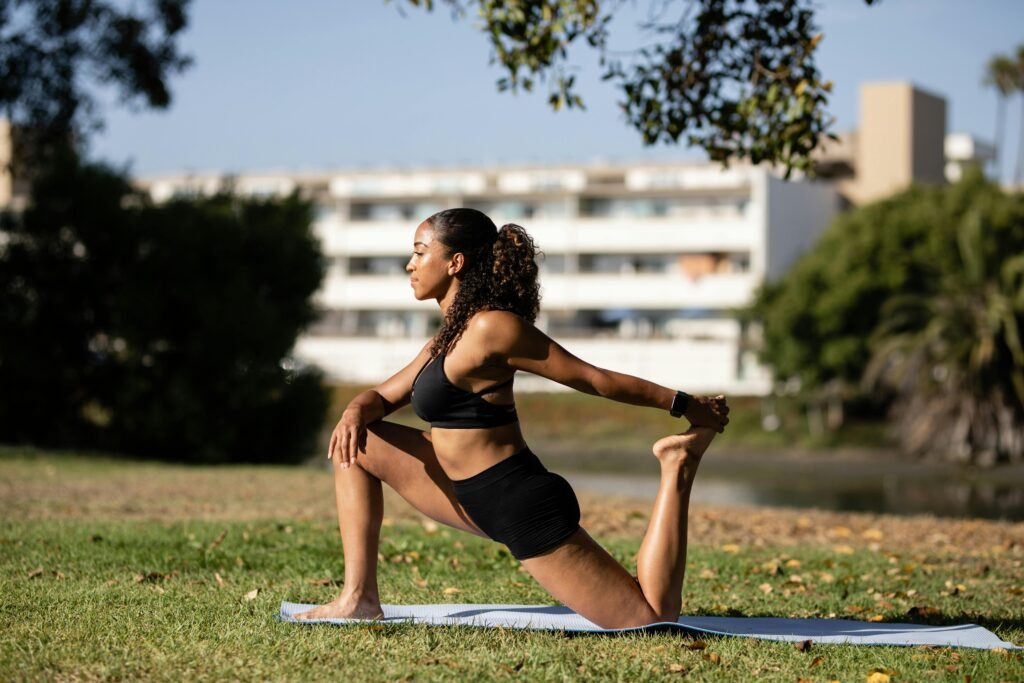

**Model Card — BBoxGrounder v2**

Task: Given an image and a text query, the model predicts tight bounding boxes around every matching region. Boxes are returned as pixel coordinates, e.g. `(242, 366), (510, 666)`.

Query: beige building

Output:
(813, 82), (991, 205)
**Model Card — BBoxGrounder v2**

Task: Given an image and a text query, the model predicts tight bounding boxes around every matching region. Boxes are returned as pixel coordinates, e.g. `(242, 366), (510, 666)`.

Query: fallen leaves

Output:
(906, 605), (941, 619)
(242, 588), (259, 601)
(758, 583), (773, 595)
(206, 529), (228, 552)
(307, 577), (341, 587)
(27, 566), (44, 579)
(793, 639), (813, 652)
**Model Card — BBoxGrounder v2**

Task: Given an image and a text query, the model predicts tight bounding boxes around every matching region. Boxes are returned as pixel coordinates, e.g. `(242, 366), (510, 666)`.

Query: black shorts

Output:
(451, 447), (581, 560)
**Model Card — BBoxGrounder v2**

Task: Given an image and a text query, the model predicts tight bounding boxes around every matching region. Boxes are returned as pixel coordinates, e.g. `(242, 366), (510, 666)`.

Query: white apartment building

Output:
(141, 162), (838, 395)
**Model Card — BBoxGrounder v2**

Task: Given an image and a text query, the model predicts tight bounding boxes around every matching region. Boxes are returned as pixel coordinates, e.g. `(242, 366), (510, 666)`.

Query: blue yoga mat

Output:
(279, 602), (1019, 650)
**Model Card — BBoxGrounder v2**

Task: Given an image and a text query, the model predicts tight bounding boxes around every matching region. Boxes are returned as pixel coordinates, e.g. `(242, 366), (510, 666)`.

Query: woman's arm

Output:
(329, 340), (433, 465)
(471, 311), (729, 430)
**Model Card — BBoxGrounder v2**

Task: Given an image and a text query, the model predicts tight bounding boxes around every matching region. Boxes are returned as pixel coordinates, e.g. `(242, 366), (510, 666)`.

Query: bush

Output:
(0, 154), (328, 463)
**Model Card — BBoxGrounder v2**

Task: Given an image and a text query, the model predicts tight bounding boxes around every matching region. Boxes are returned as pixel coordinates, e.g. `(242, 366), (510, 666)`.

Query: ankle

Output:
(339, 584), (379, 603)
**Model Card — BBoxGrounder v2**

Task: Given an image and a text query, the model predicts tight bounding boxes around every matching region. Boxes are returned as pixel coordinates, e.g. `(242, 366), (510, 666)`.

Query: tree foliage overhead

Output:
(0, 154), (329, 463)
(403, 0), (878, 176)
(752, 172), (1024, 464)
(0, 0), (192, 145)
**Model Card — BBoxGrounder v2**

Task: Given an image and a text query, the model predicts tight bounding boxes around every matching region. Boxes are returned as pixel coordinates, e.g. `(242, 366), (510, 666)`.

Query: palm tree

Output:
(983, 54), (1016, 184)
(1014, 45), (1024, 188)
(864, 193), (1024, 466)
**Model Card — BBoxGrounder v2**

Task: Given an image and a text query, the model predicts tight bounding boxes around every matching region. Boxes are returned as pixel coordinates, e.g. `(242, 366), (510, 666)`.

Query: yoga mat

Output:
(279, 602), (1019, 650)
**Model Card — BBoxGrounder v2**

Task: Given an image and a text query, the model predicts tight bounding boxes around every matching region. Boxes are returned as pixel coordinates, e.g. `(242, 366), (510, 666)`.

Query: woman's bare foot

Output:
(293, 592), (384, 621)
(652, 427), (717, 470)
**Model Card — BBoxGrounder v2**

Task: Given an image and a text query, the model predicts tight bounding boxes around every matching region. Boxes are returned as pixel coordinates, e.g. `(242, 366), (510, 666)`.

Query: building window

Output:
(349, 256), (408, 275)
(349, 202), (444, 222)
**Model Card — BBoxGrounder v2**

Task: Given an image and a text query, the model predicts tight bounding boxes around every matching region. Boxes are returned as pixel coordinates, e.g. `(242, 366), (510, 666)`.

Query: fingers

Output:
(344, 429), (357, 469)
(327, 432), (337, 460)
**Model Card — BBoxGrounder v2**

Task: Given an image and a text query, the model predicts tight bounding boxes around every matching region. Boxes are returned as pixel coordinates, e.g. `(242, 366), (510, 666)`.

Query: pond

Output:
(561, 452), (1024, 522)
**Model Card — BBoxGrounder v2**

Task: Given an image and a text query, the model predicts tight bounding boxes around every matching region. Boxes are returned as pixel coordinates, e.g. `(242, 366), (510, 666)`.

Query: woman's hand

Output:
(684, 395), (730, 433)
(329, 406), (368, 468)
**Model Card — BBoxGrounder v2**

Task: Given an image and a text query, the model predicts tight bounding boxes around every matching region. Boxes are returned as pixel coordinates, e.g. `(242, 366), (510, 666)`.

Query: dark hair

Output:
(426, 208), (540, 357)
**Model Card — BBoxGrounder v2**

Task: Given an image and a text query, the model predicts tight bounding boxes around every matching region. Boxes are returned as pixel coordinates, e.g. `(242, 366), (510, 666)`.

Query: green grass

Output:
(2, 452), (1022, 681)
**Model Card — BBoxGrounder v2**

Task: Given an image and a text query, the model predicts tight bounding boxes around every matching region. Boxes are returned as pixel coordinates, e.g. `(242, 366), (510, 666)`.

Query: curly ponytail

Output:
(490, 224), (540, 322)
(426, 209), (542, 358)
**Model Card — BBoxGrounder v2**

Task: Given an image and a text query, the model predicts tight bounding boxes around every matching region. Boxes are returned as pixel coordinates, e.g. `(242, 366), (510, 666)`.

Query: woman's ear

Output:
(448, 252), (465, 276)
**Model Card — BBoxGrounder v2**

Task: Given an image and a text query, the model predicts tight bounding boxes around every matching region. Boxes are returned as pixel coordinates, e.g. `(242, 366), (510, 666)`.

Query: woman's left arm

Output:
(474, 311), (729, 431)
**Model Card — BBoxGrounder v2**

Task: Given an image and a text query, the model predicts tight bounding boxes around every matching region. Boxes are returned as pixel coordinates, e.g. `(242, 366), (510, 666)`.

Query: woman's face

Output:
(406, 221), (458, 301)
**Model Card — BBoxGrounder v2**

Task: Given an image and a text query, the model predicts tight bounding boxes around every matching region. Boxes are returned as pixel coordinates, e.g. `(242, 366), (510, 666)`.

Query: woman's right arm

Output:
(330, 340), (433, 466)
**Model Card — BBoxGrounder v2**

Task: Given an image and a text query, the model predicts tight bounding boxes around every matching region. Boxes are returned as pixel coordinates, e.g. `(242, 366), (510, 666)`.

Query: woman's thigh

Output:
(520, 528), (660, 629)
(355, 421), (486, 538)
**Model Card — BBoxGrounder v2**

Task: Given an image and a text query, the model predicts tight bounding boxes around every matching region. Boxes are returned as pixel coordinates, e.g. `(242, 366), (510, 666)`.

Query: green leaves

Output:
(403, 0), (877, 176)
(0, 155), (329, 463)
(0, 0), (193, 152)
(752, 171), (1024, 464)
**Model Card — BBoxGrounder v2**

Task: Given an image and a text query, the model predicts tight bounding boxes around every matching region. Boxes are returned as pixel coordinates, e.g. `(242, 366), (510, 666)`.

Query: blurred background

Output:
(2, 0), (1023, 520)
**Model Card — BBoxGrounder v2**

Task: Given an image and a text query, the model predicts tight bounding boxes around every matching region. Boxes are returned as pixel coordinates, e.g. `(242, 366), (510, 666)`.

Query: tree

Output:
(864, 203), (1024, 465)
(1015, 45), (1024, 187)
(0, 154), (329, 463)
(983, 54), (1016, 183)
(751, 171), (1024, 464)
(403, 0), (878, 176)
(0, 0), (192, 155)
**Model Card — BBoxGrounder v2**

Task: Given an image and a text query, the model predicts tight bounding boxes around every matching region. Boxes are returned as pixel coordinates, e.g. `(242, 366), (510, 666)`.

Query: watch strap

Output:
(669, 390), (691, 418)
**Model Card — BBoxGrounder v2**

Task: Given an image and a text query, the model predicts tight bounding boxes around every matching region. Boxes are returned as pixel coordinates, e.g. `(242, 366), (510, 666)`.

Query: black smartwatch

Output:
(669, 390), (691, 418)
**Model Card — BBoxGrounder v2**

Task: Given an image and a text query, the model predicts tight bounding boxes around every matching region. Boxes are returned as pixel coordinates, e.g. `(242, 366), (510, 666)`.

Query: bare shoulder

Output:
(464, 310), (535, 354)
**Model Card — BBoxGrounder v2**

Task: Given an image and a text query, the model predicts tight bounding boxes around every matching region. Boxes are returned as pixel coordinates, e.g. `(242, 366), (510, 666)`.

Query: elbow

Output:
(582, 367), (615, 398)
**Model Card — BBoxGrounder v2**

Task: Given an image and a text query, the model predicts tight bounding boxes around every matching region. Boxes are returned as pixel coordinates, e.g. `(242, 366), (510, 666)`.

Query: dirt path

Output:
(4, 454), (1021, 560)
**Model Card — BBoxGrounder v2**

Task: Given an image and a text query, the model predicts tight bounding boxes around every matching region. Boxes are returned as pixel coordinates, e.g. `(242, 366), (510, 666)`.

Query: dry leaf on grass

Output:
(214, 572), (225, 587)
(442, 587), (461, 595)
(906, 605), (940, 619)
(793, 639), (812, 652)
(243, 588), (259, 601)
(686, 640), (707, 650)
(809, 655), (825, 668)
(206, 529), (228, 552)
(666, 663), (687, 673)
(27, 566), (44, 579)
(703, 652), (721, 664)
(307, 577), (341, 587)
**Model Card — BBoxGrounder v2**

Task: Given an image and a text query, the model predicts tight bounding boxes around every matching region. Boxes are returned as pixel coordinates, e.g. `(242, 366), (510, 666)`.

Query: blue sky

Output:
(90, 0), (1024, 181)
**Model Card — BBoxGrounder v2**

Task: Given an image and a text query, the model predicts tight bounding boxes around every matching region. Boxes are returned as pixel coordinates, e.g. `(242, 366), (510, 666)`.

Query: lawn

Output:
(2, 450), (1022, 681)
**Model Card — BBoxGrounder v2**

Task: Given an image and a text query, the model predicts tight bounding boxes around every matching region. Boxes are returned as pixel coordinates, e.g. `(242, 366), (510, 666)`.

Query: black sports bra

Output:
(411, 351), (518, 429)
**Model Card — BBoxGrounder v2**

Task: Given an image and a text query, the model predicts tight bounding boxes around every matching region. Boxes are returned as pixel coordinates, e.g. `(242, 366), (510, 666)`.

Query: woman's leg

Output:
(520, 427), (716, 629)
(295, 421), (486, 620)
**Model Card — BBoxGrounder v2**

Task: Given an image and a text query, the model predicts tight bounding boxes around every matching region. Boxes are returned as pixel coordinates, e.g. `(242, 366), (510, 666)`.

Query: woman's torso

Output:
(412, 340), (526, 480)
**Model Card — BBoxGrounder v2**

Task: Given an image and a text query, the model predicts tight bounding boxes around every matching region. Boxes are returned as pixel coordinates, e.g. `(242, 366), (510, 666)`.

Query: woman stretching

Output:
(296, 208), (730, 629)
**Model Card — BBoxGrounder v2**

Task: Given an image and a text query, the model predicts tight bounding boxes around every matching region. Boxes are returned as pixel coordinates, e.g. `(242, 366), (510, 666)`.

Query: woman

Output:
(295, 208), (729, 629)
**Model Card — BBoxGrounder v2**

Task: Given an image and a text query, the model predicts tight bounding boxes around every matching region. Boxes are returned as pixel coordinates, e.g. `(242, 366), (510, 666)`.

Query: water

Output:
(561, 455), (1024, 521)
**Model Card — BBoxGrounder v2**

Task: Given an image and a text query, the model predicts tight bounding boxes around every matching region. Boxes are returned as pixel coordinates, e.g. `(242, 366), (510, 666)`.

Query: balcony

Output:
(317, 272), (758, 311)
(312, 215), (762, 257)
